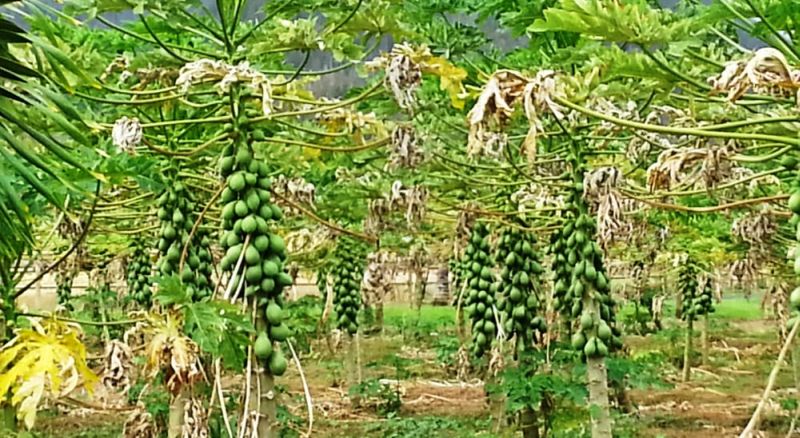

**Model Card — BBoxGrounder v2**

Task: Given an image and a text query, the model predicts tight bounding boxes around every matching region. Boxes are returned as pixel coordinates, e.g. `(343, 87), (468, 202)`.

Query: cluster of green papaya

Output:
(219, 140), (290, 377)
(331, 237), (367, 335)
(55, 271), (75, 310)
(461, 223), (497, 358)
(495, 227), (545, 353)
(548, 226), (571, 315)
(127, 239), (153, 305)
(559, 180), (621, 358)
(689, 276), (715, 318)
(316, 266), (329, 302)
(448, 253), (470, 300)
(155, 181), (213, 300)
(789, 285), (800, 328)
(788, 186), (800, 327)
(677, 257), (700, 320)
(193, 227), (214, 296)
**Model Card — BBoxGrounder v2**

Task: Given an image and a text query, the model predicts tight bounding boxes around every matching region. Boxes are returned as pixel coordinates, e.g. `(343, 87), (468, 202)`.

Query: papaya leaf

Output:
(183, 300), (253, 370)
(153, 275), (190, 306)
(529, 0), (696, 45)
(0, 319), (98, 430)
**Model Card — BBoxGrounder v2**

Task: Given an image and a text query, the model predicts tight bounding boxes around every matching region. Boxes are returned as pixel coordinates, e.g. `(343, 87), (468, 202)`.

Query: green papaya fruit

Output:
(270, 323), (290, 342)
(254, 235), (270, 252)
(269, 351), (288, 376)
(229, 173), (246, 192)
(258, 204), (273, 220)
(580, 312), (593, 330)
(790, 191), (800, 214)
(245, 265), (263, 283)
(791, 288), (800, 309)
(596, 339), (609, 357)
(269, 234), (286, 253)
(245, 245), (261, 265)
(597, 322), (612, 341)
(235, 147), (253, 167)
(270, 204), (283, 220)
(571, 331), (586, 349)
(242, 215), (258, 234)
(583, 337), (597, 357)
(254, 332), (272, 359)
(266, 301), (284, 324)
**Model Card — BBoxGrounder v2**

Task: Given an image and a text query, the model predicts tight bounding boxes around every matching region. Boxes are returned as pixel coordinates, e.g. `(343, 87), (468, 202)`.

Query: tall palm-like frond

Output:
(0, 2), (94, 289)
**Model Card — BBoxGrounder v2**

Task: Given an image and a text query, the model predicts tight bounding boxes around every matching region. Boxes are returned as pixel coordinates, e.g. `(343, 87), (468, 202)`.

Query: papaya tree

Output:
(676, 255), (699, 382)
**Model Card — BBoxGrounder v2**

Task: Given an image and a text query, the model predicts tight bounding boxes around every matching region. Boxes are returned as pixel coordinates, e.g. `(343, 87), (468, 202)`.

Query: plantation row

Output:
(1, 1), (800, 437)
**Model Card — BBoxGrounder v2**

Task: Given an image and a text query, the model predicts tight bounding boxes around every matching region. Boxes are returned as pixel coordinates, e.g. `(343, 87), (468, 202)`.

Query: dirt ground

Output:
(29, 307), (800, 438)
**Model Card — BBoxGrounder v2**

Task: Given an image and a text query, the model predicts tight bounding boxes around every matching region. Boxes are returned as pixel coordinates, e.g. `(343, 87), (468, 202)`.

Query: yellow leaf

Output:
(0, 319), (98, 430)
(13, 374), (44, 430)
(420, 56), (468, 109)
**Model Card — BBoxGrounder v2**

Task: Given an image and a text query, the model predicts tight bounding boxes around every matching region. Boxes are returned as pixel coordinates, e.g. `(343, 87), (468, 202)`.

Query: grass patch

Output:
(713, 296), (764, 321)
(383, 304), (456, 326)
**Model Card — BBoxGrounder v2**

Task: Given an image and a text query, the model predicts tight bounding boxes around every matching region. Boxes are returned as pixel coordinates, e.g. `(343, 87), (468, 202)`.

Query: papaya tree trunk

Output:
(701, 313), (709, 366)
(168, 389), (188, 438)
(586, 355), (613, 438)
(541, 392), (554, 437)
(98, 293), (111, 342)
(520, 406), (540, 438)
(251, 313), (277, 437)
(249, 360), (276, 438)
(345, 334), (362, 408)
(789, 346), (800, 436)
(682, 317), (694, 382)
(375, 301), (384, 332)
(407, 269), (414, 307)
(413, 269), (425, 316)
(455, 282), (467, 344)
